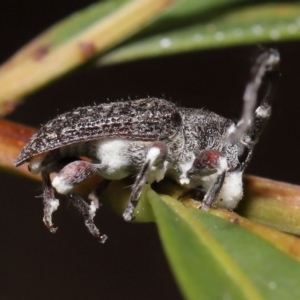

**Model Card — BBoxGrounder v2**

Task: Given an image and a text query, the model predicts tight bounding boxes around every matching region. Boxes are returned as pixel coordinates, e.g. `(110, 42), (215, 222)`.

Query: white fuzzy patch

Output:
(50, 199), (59, 211)
(52, 176), (73, 195)
(28, 153), (47, 174)
(256, 106), (271, 118)
(226, 123), (236, 136)
(146, 147), (160, 164)
(42, 198), (59, 231)
(201, 173), (219, 192)
(197, 157), (228, 190)
(89, 201), (98, 218)
(155, 161), (169, 182)
(216, 172), (243, 209)
(146, 147), (168, 183)
(153, 167), (166, 183)
(218, 157), (228, 174)
(95, 139), (131, 180)
(179, 158), (195, 185)
(266, 51), (280, 66)
(43, 198), (59, 219)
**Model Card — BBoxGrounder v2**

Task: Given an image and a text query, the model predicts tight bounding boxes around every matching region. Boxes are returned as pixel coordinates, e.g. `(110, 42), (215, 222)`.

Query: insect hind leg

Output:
(50, 160), (108, 242)
(51, 160), (106, 194)
(39, 157), (88, 234)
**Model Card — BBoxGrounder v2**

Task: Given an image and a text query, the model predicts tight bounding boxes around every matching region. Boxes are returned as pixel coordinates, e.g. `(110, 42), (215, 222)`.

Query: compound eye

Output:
(237, 144), (249, 164)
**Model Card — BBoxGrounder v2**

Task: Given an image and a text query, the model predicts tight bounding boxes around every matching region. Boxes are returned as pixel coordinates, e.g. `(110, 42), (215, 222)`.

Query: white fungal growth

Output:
(225, 123), (236, 139)
(178, 158), (195, 185)
(95, 139), (131, 179)
(256, 106), (271, 118)
(52, 176), (73, 195)
(89, 201), (98, 218)
(146, 147), (161, 165)
(216, 172), (243, 209)
(42, 198), (59, 224)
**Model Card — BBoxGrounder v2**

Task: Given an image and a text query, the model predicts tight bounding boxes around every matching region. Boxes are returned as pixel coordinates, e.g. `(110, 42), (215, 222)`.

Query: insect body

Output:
(14, 49), (280, 242)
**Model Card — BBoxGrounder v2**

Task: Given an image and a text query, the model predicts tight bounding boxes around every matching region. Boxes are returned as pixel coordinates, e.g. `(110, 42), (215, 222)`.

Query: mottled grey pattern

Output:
(14, 98), (182, 166)
(15, 97), (239, 167)
(15, 97), (243, 172)
(182, 108), (232, 151)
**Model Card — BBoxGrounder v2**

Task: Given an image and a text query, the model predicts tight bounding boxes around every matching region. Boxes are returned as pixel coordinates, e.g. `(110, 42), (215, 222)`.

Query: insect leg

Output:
(46, 157), (110, 207)
(41, 170), (59, 233)
(68, 193), (107, 243)
(89, 178), (111, 208)
(201, 171), (226, 210)
(228, 48), (280, 142)
(52, 160), (106, 195)
(247, 50), (280, 142)
(40, 158), (88, 234)
(123, 141), (168, 222)
(50, 160), (108, 242)
(182, 149), (227, 210)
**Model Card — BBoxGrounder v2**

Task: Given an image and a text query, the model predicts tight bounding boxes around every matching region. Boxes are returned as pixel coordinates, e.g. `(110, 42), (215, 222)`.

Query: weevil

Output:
(14, 49), (280, 242)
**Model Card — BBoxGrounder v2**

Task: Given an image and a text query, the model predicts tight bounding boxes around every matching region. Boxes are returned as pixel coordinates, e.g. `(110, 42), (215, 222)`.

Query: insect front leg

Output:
(247, 49), (280, 143)
(123, 141), (168, 222)
(51, 160), (108, 242)
(228, 48), (280, 143)
(185, 149), (227, 210)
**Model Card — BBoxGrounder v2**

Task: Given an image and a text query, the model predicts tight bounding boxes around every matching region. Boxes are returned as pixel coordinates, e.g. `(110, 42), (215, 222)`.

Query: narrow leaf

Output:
(149, 190), (262, 300)
(99, 3), (300, 65)
(99, 178), (300, 262)
(210, 208), (300, 262)
(153, 175), (300, 237)
(238, 175), (300, 235)
(149, 190), (300, 300)
(0, 0), (177, 115)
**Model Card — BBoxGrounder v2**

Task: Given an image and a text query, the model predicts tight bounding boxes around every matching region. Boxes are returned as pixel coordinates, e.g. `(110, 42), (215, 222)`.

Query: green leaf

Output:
(0, 0), (177, 115)
(99, 3), (300, 65)
(1, 0), (299, 116)
(238, 176), (300, 235)
(133, 0), (247, 34)
(148, 190), (300, 300)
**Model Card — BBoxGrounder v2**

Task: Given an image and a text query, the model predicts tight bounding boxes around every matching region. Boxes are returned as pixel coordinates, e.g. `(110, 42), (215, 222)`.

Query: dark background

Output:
(1, 1), (300, 299)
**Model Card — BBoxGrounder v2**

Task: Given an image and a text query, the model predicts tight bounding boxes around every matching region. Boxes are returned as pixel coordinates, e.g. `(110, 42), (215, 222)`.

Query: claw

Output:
(68, 193), (107, 243)
(43, 198), (59, 233)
